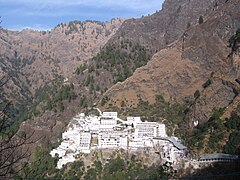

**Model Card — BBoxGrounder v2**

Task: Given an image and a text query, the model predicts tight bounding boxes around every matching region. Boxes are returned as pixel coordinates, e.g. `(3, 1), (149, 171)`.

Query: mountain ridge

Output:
(0, 18), (125, 105)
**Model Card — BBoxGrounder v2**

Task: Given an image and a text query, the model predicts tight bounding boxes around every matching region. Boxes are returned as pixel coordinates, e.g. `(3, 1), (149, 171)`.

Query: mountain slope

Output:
(103, 48), (206, 106)
(70, 0), (219, 102)
(108, 0), (218, 52)
(102, 0), (240, 127)
(0, 19), (124, 105)
(0, 19), (124, 92)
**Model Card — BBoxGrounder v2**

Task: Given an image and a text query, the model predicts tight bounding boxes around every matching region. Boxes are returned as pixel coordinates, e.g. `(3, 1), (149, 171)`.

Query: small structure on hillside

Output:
(198, 153), (240, 163)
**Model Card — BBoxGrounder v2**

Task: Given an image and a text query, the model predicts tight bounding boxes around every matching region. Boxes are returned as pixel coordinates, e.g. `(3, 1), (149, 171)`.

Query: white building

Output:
(88, 116), (100, 133)
(158, 124), (167, 137)
(102, 112), (118, 119)
(50, 148), (66, 158)
(99, 115), (117, 132)
(78, 132), (91, 153)
(98, 131), (128, 149)
(134, 122), (166, 139)
(119, 136), (128, 148)
(100, 117), (117, 126)
(50, 109), (187, 169)
(128, 140), (143, 149)
(126, 117), (141, 127)
(57, 153), (76, 169)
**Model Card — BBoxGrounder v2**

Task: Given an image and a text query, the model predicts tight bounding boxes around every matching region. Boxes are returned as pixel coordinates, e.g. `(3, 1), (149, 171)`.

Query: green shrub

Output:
(198, 16), (204, 24)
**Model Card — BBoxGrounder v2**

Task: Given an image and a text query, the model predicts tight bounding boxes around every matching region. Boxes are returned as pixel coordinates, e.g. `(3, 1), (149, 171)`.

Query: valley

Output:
(0, 0), (240, 179)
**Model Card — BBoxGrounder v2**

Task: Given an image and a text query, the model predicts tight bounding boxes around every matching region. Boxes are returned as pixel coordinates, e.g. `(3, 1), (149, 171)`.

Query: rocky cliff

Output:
(102, 0), (240, 128)
(108, 0), (218, 52)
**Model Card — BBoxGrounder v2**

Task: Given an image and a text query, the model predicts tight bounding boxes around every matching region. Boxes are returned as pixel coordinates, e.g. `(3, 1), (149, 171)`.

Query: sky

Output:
(0, 0), (164, 31)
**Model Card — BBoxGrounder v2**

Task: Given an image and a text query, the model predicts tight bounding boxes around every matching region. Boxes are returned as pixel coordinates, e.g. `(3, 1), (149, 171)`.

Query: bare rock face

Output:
(109, 0), (217, 52)
(182, 0), (240, 70)
(187, 78), (238, 126)
(102, 0), (240, 127)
